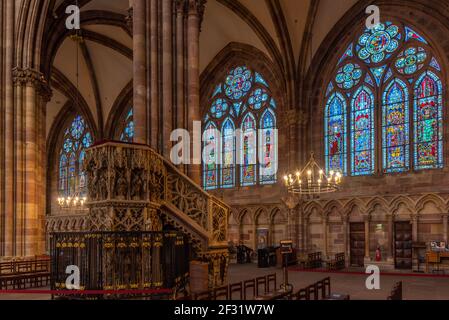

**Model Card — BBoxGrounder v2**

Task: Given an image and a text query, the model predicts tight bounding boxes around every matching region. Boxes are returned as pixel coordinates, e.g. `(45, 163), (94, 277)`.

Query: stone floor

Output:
(228, 263), (449, 300)
(1, 263), (449, 300)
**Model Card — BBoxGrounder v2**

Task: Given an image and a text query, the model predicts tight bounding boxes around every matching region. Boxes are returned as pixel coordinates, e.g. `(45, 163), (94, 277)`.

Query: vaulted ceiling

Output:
(45, 0), (359, 139)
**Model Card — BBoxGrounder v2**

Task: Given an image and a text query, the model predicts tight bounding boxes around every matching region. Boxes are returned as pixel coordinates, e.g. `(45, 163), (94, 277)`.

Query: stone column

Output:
(323, 216), (328, 259)
(443, 214), (448, 243)
(149, 0), (160, 150)
(161, 0), (173, 158)
(364, 215), (370, 260)
(132, 0), (148, 144)
(411, 214), (419, 242)
(387, 214), (394, 260)
(186, 0), (205, 185)
(176, 0), (186, 173)
(282, 195), (299, 247)
(3, 0), (15, 257)
(303, 216), (309, 253)
(12, 68), (50, 257)
(343, 216), (350, 267)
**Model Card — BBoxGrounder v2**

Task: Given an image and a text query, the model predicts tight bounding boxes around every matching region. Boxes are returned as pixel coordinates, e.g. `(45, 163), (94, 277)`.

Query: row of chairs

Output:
(387, 281), (402, 300)
(189, 273), (277, 300)
(306, 252), (323, 269)
(292, 277), (331, 300)
(327, 253), (345, 270)
(0, 257), (51, 289)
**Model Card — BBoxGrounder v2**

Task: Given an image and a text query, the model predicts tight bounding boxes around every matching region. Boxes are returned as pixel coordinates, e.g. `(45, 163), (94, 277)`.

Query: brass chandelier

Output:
(283, 152), (342, 195)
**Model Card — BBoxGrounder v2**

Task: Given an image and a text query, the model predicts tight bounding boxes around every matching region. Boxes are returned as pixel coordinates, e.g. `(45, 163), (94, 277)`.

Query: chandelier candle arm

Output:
(283, 152), (342, 195)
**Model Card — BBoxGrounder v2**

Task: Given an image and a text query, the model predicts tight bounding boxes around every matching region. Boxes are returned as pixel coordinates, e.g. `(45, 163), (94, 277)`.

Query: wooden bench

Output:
(0, 258), (50, 290)
(292, 277), (332, 300)
(327, 253), (345, 270)
(387, 281), (402, 300)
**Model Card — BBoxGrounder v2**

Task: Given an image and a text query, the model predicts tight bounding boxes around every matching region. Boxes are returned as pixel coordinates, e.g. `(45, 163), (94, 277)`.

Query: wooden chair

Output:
(229, 282), (243, 300)
(315, 280), (325, 299)
(266, 273), (277, 293)
(307, 284), (318, 300)
(213, 285), (229, 300)
(256, 276), (267, 296)
(294, 288), (308, 300)
(323, 277), (331, 298)
(243, 279), (256, 300)
(194, 290), (212, 300)
(387, 281), (402, 300)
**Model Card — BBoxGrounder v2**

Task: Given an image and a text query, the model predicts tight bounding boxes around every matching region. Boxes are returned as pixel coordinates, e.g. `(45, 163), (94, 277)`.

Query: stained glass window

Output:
(325, 92), (347, 175)
(325, 21), (444, 176)
(222, 119), (235, 188)
(203, 122), (219, 190)
(382, 79), (409, 173)
(202, 66), (277, 189)
(59, 115), (93, 197)
(259, 109), (277, 184)
(120, 108), (134, 142)
(414, 71), (443, 170)
(241, 113), (257, 186)
(351, 86), (375, 176)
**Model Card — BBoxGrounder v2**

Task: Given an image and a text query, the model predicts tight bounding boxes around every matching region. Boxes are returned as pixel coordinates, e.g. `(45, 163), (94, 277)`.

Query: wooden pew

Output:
(0, 257), (50, 290)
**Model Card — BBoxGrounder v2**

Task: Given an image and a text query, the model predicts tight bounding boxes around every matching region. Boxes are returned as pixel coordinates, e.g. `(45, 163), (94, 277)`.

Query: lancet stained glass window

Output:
(325, 21), (444, 176)
(382, 79), (409, 173)
(414, 71), (443, 169)
(202, 66), (277, 189)
(59, 115), (93, 197)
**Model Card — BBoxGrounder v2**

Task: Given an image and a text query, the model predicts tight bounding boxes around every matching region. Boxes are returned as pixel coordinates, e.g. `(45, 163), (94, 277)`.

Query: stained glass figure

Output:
(351, 86), (375, 176)
(325, 93), (347, 175)
(382, 79), (409, 173)
(248, 88), (269, 110)
(336, 63), (363, 89)
(222, 119), (235, 188)
(259, 109), (277, 184)
(120, 108), (134, 142)
(203, 122), (219, 190)
(414, 71), (443, 170)
(58, 115), (93, 197)
(210, 98), (229, 118)
(224, 66), (253, 100)
(395, 47), (427, 75)
(357, 22), (401, 64)
(241, 113), (257, 186)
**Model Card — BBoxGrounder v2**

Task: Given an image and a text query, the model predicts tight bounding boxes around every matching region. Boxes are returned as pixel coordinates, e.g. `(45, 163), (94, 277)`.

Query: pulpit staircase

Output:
(48, 142), (230, 297)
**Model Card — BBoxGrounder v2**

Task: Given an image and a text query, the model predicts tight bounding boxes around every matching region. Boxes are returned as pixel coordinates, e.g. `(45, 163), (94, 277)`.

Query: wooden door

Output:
(394, 222), (412, 269)
(350, 223), (365, 267)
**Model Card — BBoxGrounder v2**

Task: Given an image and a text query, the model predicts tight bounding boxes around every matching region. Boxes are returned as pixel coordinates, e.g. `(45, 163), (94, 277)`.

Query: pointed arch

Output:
(382, 78), (410, 173)
(390, 195), (415, 216)
(415, 194), (445, 213)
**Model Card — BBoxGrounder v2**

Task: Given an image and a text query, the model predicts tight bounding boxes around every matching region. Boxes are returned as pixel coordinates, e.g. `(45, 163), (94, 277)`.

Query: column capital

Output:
(12, 67), (52, 101)
(187, 0), (206, 29)
(363, 214), (371, 222)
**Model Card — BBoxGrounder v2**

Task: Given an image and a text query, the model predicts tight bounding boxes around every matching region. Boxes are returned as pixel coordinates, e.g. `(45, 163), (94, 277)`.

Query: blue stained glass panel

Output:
(259, 109), (277, 185)
(325, 92), (347, 175)
(351, 86), (375, 176)
(414, 71), (443, 170)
